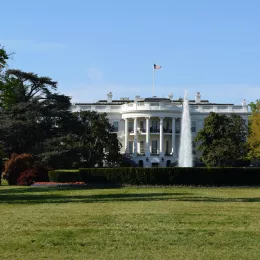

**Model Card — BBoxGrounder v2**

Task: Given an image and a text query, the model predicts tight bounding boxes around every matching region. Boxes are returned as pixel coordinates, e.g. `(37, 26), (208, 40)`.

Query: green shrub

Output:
(48, 170), (82, 182)
(78, 167), (260, 186)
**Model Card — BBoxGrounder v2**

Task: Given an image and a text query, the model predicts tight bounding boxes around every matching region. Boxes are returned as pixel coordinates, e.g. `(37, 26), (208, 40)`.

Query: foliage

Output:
(0, 69), (57, 108)
(78, 167), (260, 186)
(0, 45), (9, 69)
(248, 100), (260, 160)
(195, 112), (248, 167)
(120, 154), (137, 167)
(41, 111), (122, 169)
(0, 45), (122, 169)
(249, 99), (260, 113)
(48, 170), (82, 182)
(4, 153), (48, 185)
(0, 72), (122, 168)
(0, 98), (77, 157)
(17, 166), (49, 186)
(74, 110), (122, 167)
(4, 153), (34, 185)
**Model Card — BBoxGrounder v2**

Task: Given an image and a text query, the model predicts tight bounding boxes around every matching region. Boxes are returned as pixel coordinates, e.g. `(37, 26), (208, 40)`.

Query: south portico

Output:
(122, 113), (179, 167)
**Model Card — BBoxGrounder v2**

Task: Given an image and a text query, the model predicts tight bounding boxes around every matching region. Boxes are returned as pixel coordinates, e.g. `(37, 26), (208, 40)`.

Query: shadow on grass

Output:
(0, 187), (259, 204)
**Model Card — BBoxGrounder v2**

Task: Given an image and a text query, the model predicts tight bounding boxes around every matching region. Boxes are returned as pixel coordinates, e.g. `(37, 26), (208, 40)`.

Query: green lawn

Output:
(0, 184), (259, 260)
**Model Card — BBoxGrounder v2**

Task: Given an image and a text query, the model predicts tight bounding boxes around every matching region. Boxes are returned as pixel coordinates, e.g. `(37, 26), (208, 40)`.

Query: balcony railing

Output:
(163, 128), (172, 133)
(128, 128), (173, 134)
(150, 127), (160, 133)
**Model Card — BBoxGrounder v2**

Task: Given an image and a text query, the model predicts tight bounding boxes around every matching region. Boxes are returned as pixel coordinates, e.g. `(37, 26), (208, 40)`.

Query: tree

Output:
(39, 111), (122, 168)
(0, 93), (74, 156)
(0, 69), (57, 109)
(0, 45), (10, 69)
(248, 101), (260, 160)
(249, 100), (260, 113)
(0, 69), (122, 168)
(0, 46), (122, 169)
(195, 112), (248, 167)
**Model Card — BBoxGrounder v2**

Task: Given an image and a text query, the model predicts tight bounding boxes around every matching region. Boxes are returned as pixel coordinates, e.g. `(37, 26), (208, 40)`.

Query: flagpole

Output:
(152, 64), (155, 96)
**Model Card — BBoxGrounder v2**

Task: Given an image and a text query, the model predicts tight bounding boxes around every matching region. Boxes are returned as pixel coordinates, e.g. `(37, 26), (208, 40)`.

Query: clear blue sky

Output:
(1, 0), (260, 104)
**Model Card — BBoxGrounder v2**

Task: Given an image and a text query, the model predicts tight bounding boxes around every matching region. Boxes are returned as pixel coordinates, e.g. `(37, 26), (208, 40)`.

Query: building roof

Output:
(144, 98), (171, 102)
(74, 98), (234, 106)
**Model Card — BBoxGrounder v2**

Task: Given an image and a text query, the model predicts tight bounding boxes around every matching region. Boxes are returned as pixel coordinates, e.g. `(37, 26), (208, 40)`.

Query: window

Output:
(165, 140), (169, 154)
(152, 140), (158, 154)
(140, 141), (144, 154)
(128, 121), (134, 132)
(192, 141), (196, 155)
(152, 120), (157, 129)
(140, 121), (144, 130)
(165, 120), (170, 130)
(191, 121), (196, 133)
(113, 122), (118, 132)
(128, 141), (133, 154)
(175, 119), (181, 133)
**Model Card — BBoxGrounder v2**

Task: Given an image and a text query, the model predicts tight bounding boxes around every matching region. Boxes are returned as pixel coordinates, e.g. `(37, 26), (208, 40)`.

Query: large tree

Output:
(0, 46), (122, 169)
(0, 68), (72, 154)
(0, 71), (122, 168)
(195, 112), (248, 167)
(0, 69), (57, 109)
(0, 94), (74, 156)
(248, 100), (260, 160)
(39, 111), (122, 168)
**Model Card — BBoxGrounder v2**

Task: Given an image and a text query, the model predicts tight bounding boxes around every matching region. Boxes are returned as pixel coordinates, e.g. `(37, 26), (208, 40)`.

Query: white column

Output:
(159, 117), (164, 156)
(124, 118), (128, 153)
(145, 117), (150, 156)
(134, 117), (137, 155)
(171, 117), (176, 154)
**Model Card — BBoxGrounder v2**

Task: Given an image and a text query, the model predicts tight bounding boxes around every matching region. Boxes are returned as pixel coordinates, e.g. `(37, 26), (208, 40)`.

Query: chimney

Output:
(168, 93), (173, 100)
(195, 92), (201, 103)
(135, 95), (140, 102)
(107, 92), (113, 103)
(242, 99), (247, 106)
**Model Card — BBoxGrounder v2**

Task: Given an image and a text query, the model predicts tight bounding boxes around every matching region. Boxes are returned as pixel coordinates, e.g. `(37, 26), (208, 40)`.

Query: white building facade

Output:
(71, 92), (250, 167)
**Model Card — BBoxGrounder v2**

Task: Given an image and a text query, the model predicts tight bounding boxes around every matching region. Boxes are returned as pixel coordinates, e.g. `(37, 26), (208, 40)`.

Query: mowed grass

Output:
(0, 184), (259, 260)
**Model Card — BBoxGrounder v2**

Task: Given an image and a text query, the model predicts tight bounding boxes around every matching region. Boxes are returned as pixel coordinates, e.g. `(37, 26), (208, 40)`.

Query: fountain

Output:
(178, 90), (193, 167)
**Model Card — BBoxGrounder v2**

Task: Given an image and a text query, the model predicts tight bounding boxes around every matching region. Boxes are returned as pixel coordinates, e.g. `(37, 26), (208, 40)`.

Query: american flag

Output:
(154, 64), (162, 69)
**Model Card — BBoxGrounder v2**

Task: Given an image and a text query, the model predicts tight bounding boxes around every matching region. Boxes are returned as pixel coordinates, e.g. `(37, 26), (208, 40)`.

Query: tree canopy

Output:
(248, 100), (260, 160)
(0, 69), (57, 109)
(0, 45), (9, 69)
(0, 45), (122, 169)
(195, 112), (248, 167)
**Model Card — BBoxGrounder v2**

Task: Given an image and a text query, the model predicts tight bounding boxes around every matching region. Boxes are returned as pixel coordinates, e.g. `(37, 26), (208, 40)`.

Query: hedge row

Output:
(49, 167), (260, 186)
(48, 170), (82, 182)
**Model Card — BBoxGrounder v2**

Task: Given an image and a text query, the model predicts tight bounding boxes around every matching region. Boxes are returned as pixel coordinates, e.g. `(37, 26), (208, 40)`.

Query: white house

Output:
(71, 92), (250, 167)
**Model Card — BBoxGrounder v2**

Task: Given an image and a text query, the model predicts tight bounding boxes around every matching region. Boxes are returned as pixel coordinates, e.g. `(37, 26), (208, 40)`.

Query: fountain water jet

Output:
(178, 90), (193, 167)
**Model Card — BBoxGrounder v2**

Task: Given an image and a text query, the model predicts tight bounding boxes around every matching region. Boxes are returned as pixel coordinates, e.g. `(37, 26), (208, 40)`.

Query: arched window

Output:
(138, 160), (144, 167)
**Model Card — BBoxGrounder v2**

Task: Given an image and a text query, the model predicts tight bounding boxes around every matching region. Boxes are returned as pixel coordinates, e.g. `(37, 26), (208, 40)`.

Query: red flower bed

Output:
(31, 182), (86, 187)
